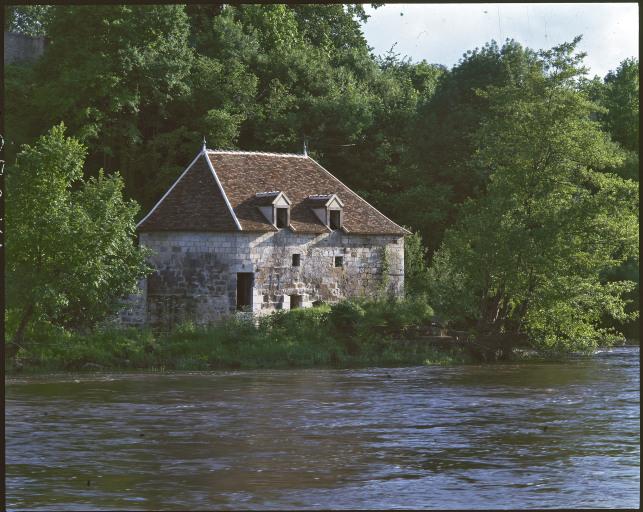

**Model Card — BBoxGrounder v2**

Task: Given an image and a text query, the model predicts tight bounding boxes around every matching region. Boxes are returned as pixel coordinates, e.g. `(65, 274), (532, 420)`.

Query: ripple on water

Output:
(5, 347), (640, 510)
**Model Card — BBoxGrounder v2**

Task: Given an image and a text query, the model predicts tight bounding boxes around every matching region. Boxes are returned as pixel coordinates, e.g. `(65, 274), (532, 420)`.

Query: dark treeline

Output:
(4, 4), (639, 350)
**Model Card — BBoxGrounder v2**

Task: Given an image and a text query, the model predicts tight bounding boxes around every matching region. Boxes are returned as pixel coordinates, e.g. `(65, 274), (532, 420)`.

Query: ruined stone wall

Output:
(120, 230), (404, 328)
(4, 32), (47, 65)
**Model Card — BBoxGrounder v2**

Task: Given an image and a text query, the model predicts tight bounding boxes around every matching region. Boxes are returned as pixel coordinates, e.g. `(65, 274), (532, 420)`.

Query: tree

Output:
(602, 58), (639, 153)
(290, 4), (369, 60)
(403, 230), (431, 297)
(4, 5), (52, 36)
(590, 59), (640, 338)
(25, 5), (195, 201)
(582, 58), (639, 181)
(428, 38), (639, 354)
(408, 40), (538, 257)
(6, 124), (151, 352)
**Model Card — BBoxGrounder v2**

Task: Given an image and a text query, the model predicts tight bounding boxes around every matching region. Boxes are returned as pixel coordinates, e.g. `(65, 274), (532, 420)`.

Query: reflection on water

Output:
(6, 347), (640, 510)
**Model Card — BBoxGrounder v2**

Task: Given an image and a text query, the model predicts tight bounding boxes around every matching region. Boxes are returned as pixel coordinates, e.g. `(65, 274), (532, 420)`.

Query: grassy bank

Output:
(6, 298), (472, 373)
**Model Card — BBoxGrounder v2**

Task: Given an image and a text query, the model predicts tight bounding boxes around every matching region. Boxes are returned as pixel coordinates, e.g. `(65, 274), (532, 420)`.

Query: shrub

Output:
(328, 301), (365, 335)
(5, 297), (469, 373)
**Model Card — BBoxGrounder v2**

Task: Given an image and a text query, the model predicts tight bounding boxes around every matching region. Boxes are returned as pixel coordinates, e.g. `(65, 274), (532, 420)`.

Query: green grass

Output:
(6, 297), (471, 373)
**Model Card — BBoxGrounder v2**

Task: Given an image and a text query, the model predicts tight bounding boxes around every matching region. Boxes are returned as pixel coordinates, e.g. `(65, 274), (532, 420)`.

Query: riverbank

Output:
(6, 299), (474, 373)
(8, 298), (634, 374)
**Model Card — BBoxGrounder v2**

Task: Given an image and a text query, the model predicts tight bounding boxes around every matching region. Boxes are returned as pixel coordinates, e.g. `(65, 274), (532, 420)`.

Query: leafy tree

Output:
(428, 38), (639, 353)
(185, 3), (224, 48)
(404, 230), (431, 297)
(582, 59), (639, 180)
(592, 58), (640, 338)
(602, 58), (639, 153)
(4, 61), (41, 161)
(408, 40), (538, 257)
(23, 5), (195, 201)
(210, 4), (381, 172)
(4, 5), (52, 36)
(6, 124), (151, 353)
(290, 4), (369, 60)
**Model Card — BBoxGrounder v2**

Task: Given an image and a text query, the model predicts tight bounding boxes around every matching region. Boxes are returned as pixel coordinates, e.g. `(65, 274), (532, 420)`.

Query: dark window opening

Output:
(276, 207), (288, 228)
(292, 253), (301, 267)
(236, 272), (253, 311)
(329, 210), (341, 230)
(290, 294), (303, 309)
(334, 256), (343, 267)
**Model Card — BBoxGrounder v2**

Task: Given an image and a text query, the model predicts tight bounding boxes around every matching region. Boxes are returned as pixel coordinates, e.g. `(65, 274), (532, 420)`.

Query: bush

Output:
(5, 297), (467, 373)
(328, 301), (365, 335)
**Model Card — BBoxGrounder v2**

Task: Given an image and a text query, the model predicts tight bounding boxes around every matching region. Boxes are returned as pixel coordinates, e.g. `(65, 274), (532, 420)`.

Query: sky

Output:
(361, 3), (639, 78)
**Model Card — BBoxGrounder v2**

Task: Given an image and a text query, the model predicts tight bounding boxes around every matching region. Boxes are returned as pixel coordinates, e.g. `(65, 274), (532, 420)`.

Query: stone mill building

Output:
(121, 146), (409, 329)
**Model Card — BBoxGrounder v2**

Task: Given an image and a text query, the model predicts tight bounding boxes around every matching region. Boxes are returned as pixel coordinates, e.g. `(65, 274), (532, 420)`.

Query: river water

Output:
(5, 346), (640, 510)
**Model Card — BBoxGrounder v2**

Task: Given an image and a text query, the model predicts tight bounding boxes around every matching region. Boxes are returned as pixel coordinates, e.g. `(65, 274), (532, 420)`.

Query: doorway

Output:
(290, 294), (303, 309)
(236, 273), (254, 311)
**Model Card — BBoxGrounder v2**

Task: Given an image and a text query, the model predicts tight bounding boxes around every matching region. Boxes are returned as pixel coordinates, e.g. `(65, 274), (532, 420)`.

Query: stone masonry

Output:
(121, 230), (404, 329)
(4, 32), (47, 65)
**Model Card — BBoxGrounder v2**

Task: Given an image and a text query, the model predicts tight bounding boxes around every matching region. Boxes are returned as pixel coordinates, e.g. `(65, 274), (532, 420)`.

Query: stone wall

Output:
(116, 279), (148, 326)
(4, 32), (47, 65)
(121, 230), (404, 328)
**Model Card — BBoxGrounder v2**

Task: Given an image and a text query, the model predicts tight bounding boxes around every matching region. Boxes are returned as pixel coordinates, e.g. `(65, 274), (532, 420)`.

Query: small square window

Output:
(334, 256), (343, 267)
(292, 254), (300, 267)
(276, 207), (288, 228)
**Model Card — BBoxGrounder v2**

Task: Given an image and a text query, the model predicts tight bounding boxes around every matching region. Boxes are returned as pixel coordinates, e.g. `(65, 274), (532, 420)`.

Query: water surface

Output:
(6, 346), (640, 510)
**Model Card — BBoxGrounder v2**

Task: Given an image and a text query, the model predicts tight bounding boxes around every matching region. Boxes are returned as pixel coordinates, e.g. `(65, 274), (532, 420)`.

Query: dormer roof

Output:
(255, 191), (291, 206)
(137, 149), (409, 235)
(307, 194), (344, 208)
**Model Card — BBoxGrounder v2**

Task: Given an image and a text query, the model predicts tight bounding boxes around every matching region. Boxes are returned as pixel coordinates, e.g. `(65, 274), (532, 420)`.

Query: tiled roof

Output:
(137, 154), (238, 232)
(138, 149), (409, 235)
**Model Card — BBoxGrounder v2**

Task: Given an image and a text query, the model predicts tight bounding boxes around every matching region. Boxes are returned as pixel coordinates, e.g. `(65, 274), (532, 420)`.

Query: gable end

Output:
(137, 151), (240, 232)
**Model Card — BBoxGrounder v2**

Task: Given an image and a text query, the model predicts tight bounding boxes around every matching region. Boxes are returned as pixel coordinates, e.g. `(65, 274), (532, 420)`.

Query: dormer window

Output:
(276, 207), (288, 228)
(309, 194), (344, 231)
(256, 191), (292, 229)
(329, 210), (341, 230)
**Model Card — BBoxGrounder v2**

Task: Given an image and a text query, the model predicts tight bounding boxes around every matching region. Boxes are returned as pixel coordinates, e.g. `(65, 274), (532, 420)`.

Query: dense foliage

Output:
(4, 5), (52, 36)
(6, 125), (151, 351)
(427, 39), (639, 352)
(4, 5), (639, 353)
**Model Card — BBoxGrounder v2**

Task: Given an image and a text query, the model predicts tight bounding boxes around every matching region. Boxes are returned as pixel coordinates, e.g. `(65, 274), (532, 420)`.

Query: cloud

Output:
(362, 3), (638, 77)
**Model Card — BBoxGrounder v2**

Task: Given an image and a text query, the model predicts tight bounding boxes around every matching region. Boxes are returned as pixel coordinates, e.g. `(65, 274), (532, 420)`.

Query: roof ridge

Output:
(207, 149), (307, 158)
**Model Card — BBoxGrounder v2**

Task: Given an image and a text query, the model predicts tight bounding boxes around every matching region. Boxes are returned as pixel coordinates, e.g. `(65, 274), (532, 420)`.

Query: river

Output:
(5, 346), (640, 510)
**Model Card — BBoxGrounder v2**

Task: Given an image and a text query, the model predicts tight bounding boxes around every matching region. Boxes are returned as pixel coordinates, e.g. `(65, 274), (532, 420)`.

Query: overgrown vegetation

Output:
(6, 298), (469, 373)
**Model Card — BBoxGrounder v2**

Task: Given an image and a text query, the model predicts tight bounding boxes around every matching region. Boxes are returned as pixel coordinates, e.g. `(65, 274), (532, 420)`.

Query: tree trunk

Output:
(7, 302), (35, 359)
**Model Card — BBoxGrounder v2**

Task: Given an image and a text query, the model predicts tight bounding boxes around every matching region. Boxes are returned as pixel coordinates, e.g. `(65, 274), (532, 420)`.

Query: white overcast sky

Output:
(361, 3), (639, 78)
